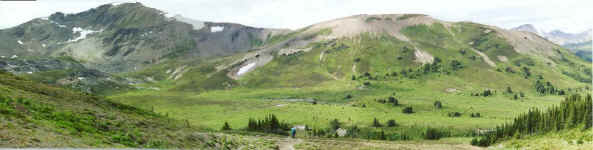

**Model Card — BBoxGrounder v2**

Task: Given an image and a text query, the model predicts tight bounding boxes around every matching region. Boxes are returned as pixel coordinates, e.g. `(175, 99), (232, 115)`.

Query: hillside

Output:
(564, 41), (592, 62)
(0, 70), (277, 148)
(512, 24), (592, 62)
(0, 2), (591, 149)
(110, 13), (591, 143)
(471, 94), (592, 149)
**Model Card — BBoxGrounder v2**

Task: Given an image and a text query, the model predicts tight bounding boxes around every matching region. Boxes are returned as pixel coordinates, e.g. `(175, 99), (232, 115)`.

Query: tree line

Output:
(471, 94), (592, 146)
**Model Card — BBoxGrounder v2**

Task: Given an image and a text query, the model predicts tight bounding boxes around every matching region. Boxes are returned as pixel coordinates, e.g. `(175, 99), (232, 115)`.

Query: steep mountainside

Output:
(0, 2), (285, 73)
(0, 2), (286, 93)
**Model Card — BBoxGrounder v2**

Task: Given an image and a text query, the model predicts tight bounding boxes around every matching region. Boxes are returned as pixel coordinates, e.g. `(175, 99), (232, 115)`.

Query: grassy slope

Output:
(0, 70), (276, 149)
(565, 41), (592, 62)
(109, 22), (590, 143)
(497, 128), (592, 150)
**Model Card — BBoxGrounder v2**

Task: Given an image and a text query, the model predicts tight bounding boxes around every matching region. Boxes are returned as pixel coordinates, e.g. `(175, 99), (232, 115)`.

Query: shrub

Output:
(363, 72), (371, 77)
(221, 122), (231, 130)
(345, 94), (352, 99)
(388, 96), (395, 103)
(387, 119), (397, 127)
(363, 82), (371, 86)
(482, 89), (493, 97)
(423, 128), (442, 140)
(378, 130), (386, 140)
(372, 118), (382, 127)
(450, 60), (463, 70)
(330, 119), (341, 130)
(448, 112), (462, 117)
(402, 107), (414, 114)
(470, 138), (479, 145)
(433, 101), (442, 109)
(470, 113), (481, 118)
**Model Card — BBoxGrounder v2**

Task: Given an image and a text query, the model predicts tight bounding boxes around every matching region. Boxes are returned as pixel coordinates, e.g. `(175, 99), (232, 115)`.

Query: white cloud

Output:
(0, 0), (591, 33)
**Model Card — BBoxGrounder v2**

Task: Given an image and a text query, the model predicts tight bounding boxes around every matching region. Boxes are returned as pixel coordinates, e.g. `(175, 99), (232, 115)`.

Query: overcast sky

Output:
(1, 0), (591, 33)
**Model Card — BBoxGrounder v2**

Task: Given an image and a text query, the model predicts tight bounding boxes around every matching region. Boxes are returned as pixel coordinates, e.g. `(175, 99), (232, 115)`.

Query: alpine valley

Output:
(0, 2), (591, 149)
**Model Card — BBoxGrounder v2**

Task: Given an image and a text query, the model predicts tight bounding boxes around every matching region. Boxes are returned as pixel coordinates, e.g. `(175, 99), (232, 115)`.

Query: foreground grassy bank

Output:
(0, 71), (277, 149)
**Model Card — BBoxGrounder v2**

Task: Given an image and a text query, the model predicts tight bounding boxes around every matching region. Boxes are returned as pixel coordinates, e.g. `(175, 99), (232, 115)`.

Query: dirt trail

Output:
(470, 49), (496, 67)
(276, 138), (302, 150)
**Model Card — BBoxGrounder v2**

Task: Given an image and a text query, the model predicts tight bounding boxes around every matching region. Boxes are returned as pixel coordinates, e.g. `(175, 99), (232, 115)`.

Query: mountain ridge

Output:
(512, 24), (592, 45)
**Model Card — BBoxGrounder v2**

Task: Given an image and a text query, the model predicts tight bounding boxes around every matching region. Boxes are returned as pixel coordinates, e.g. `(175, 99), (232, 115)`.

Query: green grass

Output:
(499, 128), (593, 150)
(0, 70), (277, 148)
(103, 21), (592, 147)
(110, 22), (589, 141)
(109, 75), (570, 137)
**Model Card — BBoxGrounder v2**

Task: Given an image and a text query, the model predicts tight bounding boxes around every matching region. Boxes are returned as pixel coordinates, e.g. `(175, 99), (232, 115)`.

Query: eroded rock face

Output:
(304, 14), (439, 41)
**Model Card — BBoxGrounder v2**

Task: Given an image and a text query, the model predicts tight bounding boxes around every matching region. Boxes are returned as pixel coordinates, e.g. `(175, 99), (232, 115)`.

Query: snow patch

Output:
(26, 72), (33, 74)
(42, 44), (46, 48)
(160, 11), (176, 18)
(68, 27), (102, 42)
(111, 2), (127, 6)
(165, 13), (176, 18)
(10, 55), (18, 59)
(17, 40), (23, 45)
(50, 21), (66, 28)
(237, 63), (256, 75)
(39, 17), (49, 20)
(210, 26), (224, 32)
(77, 77), (85, 80)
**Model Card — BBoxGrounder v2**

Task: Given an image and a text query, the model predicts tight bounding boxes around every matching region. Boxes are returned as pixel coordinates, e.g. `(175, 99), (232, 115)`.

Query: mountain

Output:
(0, 2), (286, 73)
(112, 12), (590, 134)
(511, 24), (592, 61)
(512, 24), (544, 35)
(1, 3), (592, 149)
(0, 2), (286, 93)
(512, 24), (592, 45)
(545, 29), (592, 45)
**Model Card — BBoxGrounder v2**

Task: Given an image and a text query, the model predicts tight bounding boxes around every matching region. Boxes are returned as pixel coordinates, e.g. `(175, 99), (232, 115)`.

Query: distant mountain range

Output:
(512, 24), (591, 61)
(511, 24), (591, 45)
